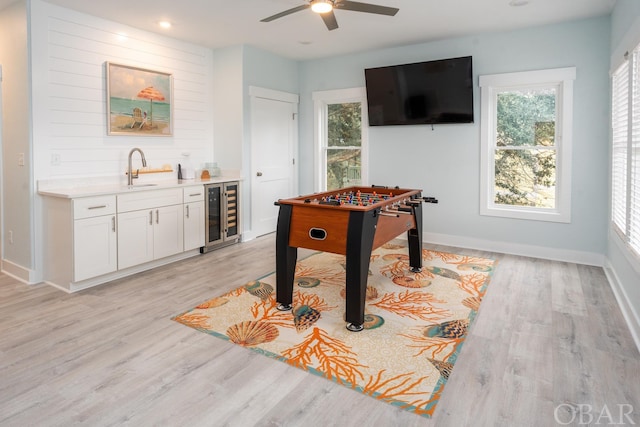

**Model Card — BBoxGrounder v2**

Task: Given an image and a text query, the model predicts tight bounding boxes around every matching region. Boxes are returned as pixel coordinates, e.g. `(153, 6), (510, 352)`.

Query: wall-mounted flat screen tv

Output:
(364, 56), (474, 126)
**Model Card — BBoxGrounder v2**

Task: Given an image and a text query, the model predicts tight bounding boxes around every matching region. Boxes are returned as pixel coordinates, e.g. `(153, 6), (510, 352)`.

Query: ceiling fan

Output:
(260, 0), (399, 31)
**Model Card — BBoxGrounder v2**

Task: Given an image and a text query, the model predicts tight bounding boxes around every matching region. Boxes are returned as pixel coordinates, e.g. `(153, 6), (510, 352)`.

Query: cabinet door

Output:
(118, 210), (154, 269)
(184, 201), (205, 251)
(74, 215), (117, 281)
(153, 204), (184, 260)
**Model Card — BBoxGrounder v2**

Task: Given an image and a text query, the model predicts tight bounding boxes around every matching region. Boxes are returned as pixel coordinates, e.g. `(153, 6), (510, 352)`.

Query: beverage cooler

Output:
(201, 181), (240, 253)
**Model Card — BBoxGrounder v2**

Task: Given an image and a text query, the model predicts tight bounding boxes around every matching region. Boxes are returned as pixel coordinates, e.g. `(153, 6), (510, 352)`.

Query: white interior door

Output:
(250, 88), (298, 238)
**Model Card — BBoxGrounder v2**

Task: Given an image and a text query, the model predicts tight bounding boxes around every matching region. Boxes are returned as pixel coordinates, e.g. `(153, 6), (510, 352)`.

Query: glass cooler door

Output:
(206, 184), (222, 246)
(225, 182), (238, 239)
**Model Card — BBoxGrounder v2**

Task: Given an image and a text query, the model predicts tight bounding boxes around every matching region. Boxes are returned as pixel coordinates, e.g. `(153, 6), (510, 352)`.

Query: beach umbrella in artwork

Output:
(136, 86), (165, 126)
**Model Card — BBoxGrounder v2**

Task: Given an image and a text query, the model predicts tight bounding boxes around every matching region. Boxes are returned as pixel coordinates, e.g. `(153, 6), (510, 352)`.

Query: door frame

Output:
(247, 86), (299, 240)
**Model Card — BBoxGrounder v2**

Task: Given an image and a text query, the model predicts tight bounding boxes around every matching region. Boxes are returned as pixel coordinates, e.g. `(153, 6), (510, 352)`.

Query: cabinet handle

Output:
(186, 205), (190, 218)
(149, 210), (153, 225)
(112, 216), (116, 232)
(88, 205), (107, 210)
(156, 209), (159, 224)
(189, 193), (201, 197)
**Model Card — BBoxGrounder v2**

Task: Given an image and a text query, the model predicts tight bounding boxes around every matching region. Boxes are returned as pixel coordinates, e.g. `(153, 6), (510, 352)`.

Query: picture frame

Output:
(106, 62), (173, 136)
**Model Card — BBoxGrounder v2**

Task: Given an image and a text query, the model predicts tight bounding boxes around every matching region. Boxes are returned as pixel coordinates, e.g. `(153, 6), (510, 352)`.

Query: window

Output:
(611, 47), (640, 257)
(312, 88), (368, 191)
(479, 68), (575, 222)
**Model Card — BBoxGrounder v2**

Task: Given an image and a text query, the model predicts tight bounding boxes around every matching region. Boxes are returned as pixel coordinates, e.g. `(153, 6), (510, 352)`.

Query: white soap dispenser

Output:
(181, 152), (195, 180)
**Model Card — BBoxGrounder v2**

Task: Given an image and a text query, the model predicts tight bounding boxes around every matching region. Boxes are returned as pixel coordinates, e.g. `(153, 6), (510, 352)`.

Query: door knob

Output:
(256, 172), (263, 176)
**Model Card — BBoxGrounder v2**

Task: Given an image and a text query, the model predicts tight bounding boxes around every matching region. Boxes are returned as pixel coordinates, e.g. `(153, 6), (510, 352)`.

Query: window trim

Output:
(312, 87), (369, 192)
(479, 67), (576, 223)
(611, 59), (630, 240)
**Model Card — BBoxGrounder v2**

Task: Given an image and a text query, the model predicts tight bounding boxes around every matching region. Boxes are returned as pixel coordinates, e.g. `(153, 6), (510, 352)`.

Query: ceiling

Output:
(2, 0), (617, 60)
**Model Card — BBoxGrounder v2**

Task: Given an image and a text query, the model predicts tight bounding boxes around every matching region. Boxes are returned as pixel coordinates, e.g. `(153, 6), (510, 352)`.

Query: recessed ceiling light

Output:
(158, 21), (172, 29)
(509, 0), (530, 6)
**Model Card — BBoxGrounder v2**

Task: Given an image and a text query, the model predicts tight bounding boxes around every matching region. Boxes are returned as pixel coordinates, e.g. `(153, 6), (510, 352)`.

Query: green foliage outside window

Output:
(495, 89), (557, 208)
(327, 103), (362, 190)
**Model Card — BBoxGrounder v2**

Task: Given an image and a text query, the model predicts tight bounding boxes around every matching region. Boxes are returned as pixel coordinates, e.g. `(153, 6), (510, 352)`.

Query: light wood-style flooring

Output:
(1, 234), (639, 426)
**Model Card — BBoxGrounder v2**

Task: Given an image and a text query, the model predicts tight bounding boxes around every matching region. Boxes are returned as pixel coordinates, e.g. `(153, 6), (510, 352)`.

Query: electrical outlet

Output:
(8, 230), (13, 244)
(18, 153), (24, 166)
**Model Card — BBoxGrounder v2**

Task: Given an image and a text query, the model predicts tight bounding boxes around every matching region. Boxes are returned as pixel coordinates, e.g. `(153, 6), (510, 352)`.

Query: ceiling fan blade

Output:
(260, 4), (310, 22)
(337, 0), (399, 16)
(321, 10), (339, 31)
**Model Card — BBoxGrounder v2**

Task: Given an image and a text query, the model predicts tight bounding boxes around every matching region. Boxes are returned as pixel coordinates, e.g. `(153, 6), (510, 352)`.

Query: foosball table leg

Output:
(275, 204), (297, 312)
(407, 199), (423, 273)
(344, 210), (379, 332)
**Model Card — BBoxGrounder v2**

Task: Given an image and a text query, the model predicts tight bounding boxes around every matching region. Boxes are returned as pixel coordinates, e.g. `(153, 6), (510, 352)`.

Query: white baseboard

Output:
(423, 232), (605, 266)
(241, 230), (256, 242)
(603, 261), (640, 353)
(1, 258), (37, 284)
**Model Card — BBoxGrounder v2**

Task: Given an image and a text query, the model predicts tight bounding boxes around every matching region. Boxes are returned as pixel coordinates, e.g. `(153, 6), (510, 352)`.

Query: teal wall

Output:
(243, 45), (299, 94)
(212, 44), (299, 172)
(212, 44), (299, 237)
(611, 0), (640, 51)
(241, 43), (299, 180)
(298, 17), (610, 258)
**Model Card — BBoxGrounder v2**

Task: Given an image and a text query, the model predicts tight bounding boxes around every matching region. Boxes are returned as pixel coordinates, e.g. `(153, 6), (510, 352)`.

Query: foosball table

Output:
(274, 186), (424, 331)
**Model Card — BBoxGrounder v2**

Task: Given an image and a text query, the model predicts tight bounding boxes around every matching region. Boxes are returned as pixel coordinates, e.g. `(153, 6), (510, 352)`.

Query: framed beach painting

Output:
(106, 62), (173, 136)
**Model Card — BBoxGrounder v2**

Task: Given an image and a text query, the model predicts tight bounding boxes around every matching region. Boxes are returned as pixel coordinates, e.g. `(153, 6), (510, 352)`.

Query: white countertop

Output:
(38, 176), (240, 199)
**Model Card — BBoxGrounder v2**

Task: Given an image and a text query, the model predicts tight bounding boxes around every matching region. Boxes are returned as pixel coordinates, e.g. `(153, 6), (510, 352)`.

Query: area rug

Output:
(172, 242), (496, 418)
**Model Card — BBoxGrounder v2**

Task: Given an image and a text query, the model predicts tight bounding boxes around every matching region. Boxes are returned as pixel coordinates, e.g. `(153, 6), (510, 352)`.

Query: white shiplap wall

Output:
(31, 0), (214, 181)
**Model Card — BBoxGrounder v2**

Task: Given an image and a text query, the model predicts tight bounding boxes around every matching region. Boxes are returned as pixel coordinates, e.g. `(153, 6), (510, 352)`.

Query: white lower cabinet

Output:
(117, 189), (184, 270)
(153, 204), (185, 259)
(74, 214), (118, 281)
(116, 209), (155, 269)
(183, 186), (205, 251)
(42, 194), (118, 289)
(41, 183), (211, 291)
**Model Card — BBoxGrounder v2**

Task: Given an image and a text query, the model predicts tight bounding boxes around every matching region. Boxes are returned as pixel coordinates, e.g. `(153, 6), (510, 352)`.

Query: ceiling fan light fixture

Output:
(311, 0), (334, 14)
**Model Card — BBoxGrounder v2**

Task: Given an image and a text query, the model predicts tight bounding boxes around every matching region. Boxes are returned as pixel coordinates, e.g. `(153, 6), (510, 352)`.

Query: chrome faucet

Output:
(127, 147), (147, 186)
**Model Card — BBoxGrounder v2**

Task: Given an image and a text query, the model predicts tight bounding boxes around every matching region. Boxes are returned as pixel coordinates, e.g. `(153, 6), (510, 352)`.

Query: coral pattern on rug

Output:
(173, 242), (496, 418)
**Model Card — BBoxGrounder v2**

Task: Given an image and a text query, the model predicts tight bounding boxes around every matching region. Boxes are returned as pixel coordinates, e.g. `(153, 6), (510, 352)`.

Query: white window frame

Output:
(479, 67), (575, 223)
(611, 59), (629, 241)
(312, 87), (369, 192)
